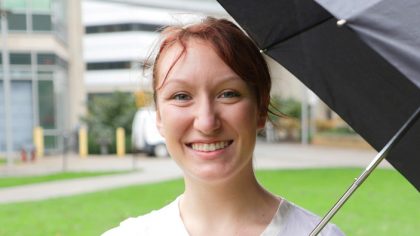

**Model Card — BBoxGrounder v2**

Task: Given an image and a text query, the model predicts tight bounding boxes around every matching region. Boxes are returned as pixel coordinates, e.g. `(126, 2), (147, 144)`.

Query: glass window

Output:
(44, 135), (57, 149)
(37, 53), (55, 65)
(87, 61), (131, 70)
(56, 57), (67, 68)
(85, 23), (164, 34)
(8, 13), (27, 31)
(37, 70), (54, 80)
(32, 0), (51, 12)
(38, 80), (56, 129)
(3, 0), (27, 11)
(51, 0), (67, 41)
(33, 14), (52, 31)
(10, 53), (31, 65)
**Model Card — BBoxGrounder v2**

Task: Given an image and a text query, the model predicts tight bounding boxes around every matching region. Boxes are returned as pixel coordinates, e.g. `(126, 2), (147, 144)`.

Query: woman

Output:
(103, 17), (344, 236)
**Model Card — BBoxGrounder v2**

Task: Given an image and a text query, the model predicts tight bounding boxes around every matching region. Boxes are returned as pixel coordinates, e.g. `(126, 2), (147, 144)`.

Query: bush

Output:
(268, 97), (302, 141)
(316, 119), (356, 135)
(82, 92), (137, 154)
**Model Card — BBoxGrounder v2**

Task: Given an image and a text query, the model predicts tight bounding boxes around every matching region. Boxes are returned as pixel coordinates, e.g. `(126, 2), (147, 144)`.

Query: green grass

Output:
(0, 169), (418, 236)
(256, 169), (420, 235)
(0, 171), (132, 188)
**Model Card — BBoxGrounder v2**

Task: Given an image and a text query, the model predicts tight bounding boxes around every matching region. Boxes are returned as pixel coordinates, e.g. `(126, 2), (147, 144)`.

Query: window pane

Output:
(3, 0), (27, 11)
(37, 53), (55, 65)
(33, 14), (52, 31)
(37, 70), (54, 80)
(87, 61), (131, 70)
(55, 56), (67, 68)
(8, 13), (27, 31)
(51, 0), (67, 41)
(10, 53), (31, 65)
(38, 80), (56, 129)
(32, 0), (51, 12)
(44, 135), (57, 149)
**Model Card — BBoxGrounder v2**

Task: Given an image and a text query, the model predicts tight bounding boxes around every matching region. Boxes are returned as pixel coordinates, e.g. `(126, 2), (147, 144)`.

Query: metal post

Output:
(301, 86), (309, 145)
(310, 105), (420, 235)
(1, 5), (13, 167)
(62, 131), (68, 172)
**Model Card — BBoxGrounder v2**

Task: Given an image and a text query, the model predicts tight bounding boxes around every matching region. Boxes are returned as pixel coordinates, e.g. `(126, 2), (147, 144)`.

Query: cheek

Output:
(158, 105), (191, 139)
(231, 101), (260, 129)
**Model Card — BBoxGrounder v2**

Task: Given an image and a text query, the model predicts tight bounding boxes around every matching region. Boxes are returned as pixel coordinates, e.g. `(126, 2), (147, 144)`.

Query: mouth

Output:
(187, 140), (233, 152)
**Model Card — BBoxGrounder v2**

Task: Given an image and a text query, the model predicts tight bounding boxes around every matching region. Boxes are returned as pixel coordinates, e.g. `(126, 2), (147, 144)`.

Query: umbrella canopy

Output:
(217, 0), (420, 191)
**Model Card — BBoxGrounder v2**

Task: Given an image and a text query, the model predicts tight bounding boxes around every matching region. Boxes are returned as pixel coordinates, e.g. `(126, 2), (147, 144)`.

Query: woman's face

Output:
(155, 39), (266, 184)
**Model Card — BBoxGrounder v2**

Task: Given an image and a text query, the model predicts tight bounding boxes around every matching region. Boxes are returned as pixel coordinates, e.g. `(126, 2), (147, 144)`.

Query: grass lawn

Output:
(0, 171), (132, 188)
(0, 168), (418, 235)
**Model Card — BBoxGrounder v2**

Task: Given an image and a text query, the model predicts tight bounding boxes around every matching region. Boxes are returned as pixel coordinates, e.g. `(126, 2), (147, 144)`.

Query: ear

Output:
(156, 109), (165, 137)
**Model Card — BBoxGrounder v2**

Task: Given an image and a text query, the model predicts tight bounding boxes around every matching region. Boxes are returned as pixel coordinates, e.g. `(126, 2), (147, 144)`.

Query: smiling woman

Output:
(102, 17), (345, 236)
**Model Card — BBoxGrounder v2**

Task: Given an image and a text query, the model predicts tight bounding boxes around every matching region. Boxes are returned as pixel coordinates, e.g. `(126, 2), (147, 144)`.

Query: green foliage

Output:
(87, 131), (134, 154)
(269, 96), (301, 121)
(0, 169), (418, 235)
(320, 126), (356, 136)
(81, 92), (137, 154)
(267, 97), (302, 141)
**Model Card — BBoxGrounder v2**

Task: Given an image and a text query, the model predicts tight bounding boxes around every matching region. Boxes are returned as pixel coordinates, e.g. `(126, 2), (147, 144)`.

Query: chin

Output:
(185, 162), (250, 185)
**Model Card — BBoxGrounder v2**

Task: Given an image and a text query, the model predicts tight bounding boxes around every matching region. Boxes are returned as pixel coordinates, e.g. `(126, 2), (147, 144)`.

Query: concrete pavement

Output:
(0, 142), (390, 204)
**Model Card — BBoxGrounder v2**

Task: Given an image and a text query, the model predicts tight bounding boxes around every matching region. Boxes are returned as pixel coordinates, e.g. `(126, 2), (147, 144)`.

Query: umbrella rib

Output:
(260, 16), (333, 52)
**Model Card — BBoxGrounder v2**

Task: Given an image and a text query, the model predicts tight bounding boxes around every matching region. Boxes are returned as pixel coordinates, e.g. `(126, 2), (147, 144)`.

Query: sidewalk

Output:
(0, 142), (389, 204)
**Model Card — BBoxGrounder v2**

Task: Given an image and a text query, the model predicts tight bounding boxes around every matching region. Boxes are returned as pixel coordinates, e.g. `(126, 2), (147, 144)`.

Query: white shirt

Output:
(102, 196), (345, 236)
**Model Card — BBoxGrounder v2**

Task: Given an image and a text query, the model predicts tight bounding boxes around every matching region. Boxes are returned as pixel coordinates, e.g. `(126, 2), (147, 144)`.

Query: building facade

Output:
(82, 0), (228, 98)
(0, 0), (85, 156)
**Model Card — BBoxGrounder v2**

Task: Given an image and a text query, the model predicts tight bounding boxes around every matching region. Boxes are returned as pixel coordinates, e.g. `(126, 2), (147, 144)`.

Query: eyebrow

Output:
(160, 75), (243, 88)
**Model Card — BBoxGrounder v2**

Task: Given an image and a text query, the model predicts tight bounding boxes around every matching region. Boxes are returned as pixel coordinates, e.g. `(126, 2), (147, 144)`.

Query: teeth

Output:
(191, 141), (230, 152)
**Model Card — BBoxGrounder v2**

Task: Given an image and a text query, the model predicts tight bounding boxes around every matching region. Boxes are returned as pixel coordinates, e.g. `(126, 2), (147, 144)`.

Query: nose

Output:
(193, 99), (221, 135)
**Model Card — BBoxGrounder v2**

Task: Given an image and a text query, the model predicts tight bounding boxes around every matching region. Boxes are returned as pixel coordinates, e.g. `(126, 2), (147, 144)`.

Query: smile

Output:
(188, 141), (233, 152)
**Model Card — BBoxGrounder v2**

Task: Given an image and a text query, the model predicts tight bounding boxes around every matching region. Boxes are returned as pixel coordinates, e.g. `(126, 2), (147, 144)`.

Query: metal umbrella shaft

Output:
(310, 105), (420, 236)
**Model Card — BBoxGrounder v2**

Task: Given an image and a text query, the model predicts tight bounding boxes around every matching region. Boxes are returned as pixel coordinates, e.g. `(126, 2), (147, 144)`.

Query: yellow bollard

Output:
(116, 127), (125, 157)
(33, 126), (44, 158)
(79, 127), (88, 158)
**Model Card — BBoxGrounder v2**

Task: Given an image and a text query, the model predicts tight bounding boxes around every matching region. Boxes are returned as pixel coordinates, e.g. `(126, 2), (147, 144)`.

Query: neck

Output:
(179, 162), (279, 235)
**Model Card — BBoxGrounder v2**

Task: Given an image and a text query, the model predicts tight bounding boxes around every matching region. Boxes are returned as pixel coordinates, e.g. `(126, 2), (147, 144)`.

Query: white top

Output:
(102, 195), (345, 236)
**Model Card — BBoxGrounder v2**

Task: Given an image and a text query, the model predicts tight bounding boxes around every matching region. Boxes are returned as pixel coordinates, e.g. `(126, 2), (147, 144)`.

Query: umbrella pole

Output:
(310, 105), (420, 236)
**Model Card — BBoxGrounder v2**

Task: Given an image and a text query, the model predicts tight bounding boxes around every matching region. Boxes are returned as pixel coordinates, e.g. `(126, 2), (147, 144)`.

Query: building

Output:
(0, 0), (85, 157)
(82, 0), (228, 99)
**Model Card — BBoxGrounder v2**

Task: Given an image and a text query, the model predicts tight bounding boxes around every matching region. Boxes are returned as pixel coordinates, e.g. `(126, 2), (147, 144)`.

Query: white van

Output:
(131, 107), (168, 157)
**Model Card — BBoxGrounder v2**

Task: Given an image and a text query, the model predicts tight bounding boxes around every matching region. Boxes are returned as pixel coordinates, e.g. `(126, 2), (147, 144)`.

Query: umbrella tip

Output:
(337, 19), (347, 27)
(259, 48), (267, 54)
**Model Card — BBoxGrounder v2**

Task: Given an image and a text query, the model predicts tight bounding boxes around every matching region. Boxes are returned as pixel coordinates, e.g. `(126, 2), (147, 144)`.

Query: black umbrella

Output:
(217, 0), (420, 234)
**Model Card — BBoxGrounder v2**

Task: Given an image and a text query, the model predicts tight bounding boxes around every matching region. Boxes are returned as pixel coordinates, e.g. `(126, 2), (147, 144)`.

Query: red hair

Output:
(152, 17), (271, 115)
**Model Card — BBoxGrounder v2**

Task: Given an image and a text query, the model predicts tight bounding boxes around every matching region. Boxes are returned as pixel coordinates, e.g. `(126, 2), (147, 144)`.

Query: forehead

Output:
(157, 39), (210, 66)
(155, 39), (234, 83)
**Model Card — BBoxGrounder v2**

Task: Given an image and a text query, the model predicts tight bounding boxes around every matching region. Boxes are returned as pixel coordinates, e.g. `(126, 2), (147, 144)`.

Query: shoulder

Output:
(279, 199), (345, 236)
(101, 197), (181, 236)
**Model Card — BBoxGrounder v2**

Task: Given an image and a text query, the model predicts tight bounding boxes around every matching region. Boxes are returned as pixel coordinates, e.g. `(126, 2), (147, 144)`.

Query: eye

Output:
(172, 93), (191, 101)
(219, 90), (240, 99)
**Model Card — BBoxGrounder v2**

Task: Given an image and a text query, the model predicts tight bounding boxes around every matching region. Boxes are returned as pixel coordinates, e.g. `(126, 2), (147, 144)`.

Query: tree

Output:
(81, 92), (137, 154)
(268, 97), (302, 141)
